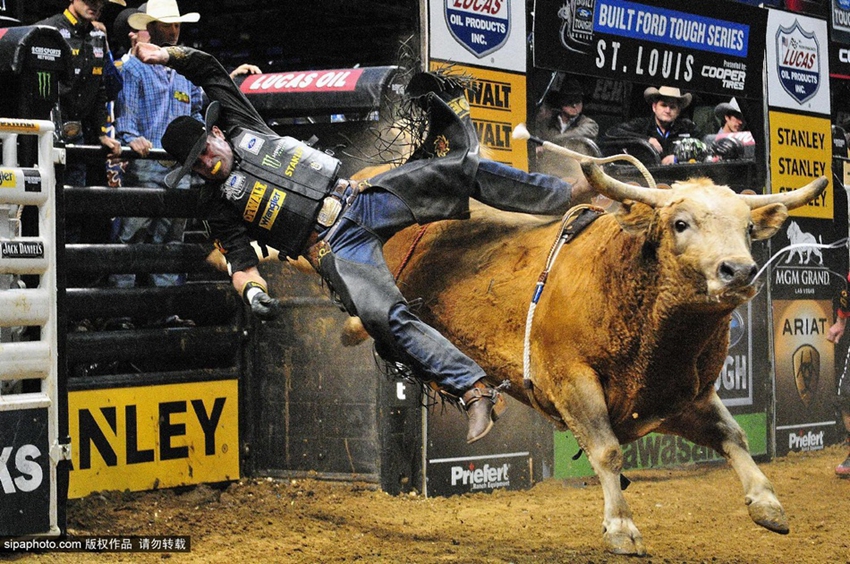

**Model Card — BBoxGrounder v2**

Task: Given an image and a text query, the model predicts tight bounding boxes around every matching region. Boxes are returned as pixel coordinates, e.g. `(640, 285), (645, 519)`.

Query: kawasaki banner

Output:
(533, 0), (768, 97)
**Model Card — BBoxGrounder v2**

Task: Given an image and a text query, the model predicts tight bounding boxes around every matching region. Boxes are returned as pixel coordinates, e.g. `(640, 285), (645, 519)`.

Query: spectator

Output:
(708, 98), (756, 161)
(531, 79), (598, 178)
(715, 99), (745, 134)
(36, 0), (124, 163)
(604, 85), (701, 165)
(824, 278), (850, 478)
(536, 80), (599, 144)
(111, 0), (202, 326)
(37, 0), (124, 288)
(110, 5), (148, 62)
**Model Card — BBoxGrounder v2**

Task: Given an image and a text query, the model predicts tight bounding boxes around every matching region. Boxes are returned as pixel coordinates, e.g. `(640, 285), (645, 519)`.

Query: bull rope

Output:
(521, 207), (591, 429)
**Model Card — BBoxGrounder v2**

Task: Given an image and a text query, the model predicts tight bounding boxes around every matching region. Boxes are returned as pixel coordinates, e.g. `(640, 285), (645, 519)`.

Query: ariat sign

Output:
(68, 381), (239, 498)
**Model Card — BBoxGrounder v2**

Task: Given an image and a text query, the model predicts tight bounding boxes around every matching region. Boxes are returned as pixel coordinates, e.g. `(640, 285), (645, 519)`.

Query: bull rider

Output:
(132, 42), (595, 444)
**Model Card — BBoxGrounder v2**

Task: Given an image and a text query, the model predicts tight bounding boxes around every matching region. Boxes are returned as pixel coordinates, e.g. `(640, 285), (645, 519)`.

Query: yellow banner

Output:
(430, 60), (528, 170)
(768, 111), (832, 219)
(68, 380), (239, 498)
(0, 119), (39, 133)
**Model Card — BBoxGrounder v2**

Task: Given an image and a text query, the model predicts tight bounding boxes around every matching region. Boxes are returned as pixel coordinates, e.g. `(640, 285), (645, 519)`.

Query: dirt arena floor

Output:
(6, 445), (849, 563)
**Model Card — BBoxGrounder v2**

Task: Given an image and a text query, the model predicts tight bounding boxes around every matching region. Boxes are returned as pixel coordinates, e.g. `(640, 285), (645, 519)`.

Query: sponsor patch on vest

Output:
(284, 146), (304, 177)
(259, 189), (286, 230)
(222, 173), (247, 201)
(261, 154), (282, 169)
(244, 181), (268, 222)
(239, 134), (264, 155)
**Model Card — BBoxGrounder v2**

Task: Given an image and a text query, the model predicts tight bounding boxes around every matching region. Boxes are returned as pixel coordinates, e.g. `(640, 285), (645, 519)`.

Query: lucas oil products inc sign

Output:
(444, 0), (511, 58)
(430, 0), (526, 72)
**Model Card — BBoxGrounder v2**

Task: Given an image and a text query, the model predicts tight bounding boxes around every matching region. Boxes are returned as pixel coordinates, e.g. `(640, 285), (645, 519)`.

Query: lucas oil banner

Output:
(533, 0), (767, 98)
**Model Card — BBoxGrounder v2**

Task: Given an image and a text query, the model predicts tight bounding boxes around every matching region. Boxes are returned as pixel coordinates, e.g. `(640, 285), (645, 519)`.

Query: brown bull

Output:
(373, 164), (828, 555)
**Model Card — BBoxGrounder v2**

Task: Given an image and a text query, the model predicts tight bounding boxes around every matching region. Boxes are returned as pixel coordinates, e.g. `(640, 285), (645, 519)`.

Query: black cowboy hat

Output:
(161, 101), (219, 189)
(715, 100), (744, 121)
(546, 79), (584, 107)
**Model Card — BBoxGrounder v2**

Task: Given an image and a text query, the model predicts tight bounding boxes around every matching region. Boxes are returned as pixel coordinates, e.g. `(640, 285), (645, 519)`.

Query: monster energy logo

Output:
(37, 72), (51, 99)
(261, 154), (282, 169)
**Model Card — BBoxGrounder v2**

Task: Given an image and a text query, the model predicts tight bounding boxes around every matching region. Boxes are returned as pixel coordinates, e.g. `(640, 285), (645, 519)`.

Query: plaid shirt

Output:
(115, 56), (203, 148)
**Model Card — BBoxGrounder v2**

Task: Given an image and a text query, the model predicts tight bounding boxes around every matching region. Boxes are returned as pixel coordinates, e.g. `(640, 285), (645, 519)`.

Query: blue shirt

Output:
(115, 56), (203, 148)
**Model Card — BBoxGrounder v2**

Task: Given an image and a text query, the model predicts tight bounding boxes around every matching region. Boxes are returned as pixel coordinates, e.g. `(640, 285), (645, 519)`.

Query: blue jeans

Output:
(321, 189), (485, 396)
(473, 159), (573, 215)
(318, 159), (572, 396)
(109, 160), (189, 288)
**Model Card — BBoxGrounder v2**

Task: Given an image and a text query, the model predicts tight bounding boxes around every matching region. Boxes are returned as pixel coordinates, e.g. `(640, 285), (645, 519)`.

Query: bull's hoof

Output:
(603, 522), (646, 556)
(747, 499), (789, 534)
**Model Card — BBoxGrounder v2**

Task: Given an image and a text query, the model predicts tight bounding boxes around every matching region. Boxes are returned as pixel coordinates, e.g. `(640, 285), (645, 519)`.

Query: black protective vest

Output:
(223, 128), (341, 257)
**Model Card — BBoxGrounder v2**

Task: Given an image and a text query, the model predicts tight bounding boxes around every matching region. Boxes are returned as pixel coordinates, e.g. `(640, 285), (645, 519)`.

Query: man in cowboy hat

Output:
(131, 41), (596, 444)
(536, 79), (599, 143)
(532, 78), (598, 177)
(36, 0), (125, 159)
(604, 85), (701, 165)
(109, 0), (202, 317)
(715, 98), (745, 134)
(36, 0), (125, 249)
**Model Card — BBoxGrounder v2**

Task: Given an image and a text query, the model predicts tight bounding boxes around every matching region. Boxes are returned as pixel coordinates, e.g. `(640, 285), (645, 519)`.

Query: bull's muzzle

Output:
(718, 258), (757, 288)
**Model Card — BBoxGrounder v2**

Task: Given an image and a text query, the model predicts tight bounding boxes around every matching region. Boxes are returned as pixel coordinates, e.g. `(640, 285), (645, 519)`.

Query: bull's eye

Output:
(747, 222), (754, 236)
(674, 219), (689, 233)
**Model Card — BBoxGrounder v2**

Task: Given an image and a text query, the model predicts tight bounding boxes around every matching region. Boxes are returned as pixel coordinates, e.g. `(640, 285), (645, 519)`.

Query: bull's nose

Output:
(718, 259), (757, 287)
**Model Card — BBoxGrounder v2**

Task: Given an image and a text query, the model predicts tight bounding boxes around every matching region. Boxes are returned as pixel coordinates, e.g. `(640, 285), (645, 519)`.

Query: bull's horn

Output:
(737, 176), (828, 210)
(580, 161), (667, 207)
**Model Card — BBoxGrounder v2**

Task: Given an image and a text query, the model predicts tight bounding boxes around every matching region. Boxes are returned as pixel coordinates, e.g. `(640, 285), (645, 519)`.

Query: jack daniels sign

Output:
(533, 0), (768, 98)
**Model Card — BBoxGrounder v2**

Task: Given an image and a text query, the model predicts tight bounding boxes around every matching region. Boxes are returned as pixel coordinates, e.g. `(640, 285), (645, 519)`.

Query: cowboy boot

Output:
(461, 380), (507, 444)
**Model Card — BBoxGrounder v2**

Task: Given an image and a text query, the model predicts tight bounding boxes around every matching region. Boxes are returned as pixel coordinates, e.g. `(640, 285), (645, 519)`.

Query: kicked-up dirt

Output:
(6, 445), (850, 563)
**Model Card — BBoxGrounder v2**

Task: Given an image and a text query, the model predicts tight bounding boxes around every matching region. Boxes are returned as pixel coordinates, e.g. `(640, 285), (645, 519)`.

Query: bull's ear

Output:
(751, 203), (789, 240)
(613, 199), (654, 234)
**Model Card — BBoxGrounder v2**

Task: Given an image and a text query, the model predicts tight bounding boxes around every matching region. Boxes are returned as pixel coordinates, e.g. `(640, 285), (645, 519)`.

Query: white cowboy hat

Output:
(643, 86), (692, 109)
(715, 98), (744, 120)
(128, 0), (200, 30)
